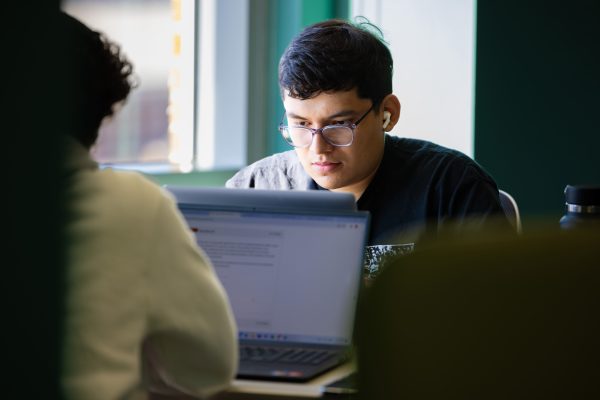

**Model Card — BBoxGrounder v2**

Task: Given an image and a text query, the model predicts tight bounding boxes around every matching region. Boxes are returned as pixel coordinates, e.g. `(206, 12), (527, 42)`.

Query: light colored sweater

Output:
(62, 141), (237, 399)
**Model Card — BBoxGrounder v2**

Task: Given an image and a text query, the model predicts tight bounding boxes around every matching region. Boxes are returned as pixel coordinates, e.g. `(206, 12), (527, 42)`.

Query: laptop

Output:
(166, 186), (369, 382)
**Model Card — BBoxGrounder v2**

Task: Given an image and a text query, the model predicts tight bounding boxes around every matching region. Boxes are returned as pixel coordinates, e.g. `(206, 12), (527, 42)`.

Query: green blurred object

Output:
(4, 4), (67, 399)
(356, 226), (600, 399)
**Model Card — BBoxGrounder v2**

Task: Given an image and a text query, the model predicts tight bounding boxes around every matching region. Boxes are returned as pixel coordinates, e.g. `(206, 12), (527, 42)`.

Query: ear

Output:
(380, 94), (401, 132)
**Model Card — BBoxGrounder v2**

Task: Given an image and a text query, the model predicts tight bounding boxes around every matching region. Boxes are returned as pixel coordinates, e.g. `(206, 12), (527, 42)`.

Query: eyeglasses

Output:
(279, 105), (374, 148)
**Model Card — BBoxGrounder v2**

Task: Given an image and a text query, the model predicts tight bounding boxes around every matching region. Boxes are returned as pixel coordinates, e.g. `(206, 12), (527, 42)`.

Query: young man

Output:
(227, 19), (508, 248)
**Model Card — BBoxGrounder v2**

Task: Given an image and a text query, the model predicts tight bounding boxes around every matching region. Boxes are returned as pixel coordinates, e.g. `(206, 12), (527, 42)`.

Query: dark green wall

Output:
(474, 0), (600, 228)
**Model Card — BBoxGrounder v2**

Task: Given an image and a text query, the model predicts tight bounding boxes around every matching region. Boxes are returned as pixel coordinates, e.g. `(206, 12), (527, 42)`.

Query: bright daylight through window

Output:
(64, 0), (195, 172)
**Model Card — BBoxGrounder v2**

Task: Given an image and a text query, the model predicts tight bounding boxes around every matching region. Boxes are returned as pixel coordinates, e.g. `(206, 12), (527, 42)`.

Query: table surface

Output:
(150, 363), (357, 400)
(217, 362), (356, 399)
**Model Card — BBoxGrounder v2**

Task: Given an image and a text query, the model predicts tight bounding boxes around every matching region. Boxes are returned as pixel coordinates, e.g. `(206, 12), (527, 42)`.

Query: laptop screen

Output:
(179, 205), (369, 346)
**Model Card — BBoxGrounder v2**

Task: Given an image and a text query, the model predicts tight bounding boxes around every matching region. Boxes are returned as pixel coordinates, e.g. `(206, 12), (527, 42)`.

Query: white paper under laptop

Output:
(166, 187), (369, 383)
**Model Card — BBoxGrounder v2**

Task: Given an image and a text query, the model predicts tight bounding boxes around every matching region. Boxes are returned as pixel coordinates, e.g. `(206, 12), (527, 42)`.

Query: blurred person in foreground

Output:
(355, 225), (600, 399)
(59, 11), (237, 399)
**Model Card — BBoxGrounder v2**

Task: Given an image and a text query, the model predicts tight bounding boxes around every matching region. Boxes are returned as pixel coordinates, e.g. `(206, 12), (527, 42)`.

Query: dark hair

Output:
(59, 12), (136, 149)
(279, 18), (393, 107)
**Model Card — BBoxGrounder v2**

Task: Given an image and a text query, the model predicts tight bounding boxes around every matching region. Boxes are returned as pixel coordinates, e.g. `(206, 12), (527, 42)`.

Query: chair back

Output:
(499, 189), (522, 233)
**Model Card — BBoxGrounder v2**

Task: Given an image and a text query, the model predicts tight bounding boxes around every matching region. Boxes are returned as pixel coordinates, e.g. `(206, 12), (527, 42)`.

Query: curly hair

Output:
(60, 12), (137, 149)
(279, 18), (393, 107)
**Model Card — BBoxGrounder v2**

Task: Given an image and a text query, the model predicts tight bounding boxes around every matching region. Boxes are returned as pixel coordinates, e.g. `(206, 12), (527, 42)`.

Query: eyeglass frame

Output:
(278, 104), (375, 148)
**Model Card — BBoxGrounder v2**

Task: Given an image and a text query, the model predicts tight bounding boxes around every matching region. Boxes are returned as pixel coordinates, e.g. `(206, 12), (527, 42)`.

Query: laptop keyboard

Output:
(240, 345), (339, 365)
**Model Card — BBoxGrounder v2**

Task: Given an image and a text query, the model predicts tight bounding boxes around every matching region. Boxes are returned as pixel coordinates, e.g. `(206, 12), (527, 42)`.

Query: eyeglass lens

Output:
(286, 126), (353, 147)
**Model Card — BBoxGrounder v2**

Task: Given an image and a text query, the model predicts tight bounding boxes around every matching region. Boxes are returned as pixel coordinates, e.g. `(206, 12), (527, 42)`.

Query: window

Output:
(63, 0), (249, 172)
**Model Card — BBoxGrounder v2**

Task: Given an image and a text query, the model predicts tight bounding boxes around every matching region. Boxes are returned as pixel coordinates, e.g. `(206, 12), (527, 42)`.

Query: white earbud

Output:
(382, 111), (391, 129)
